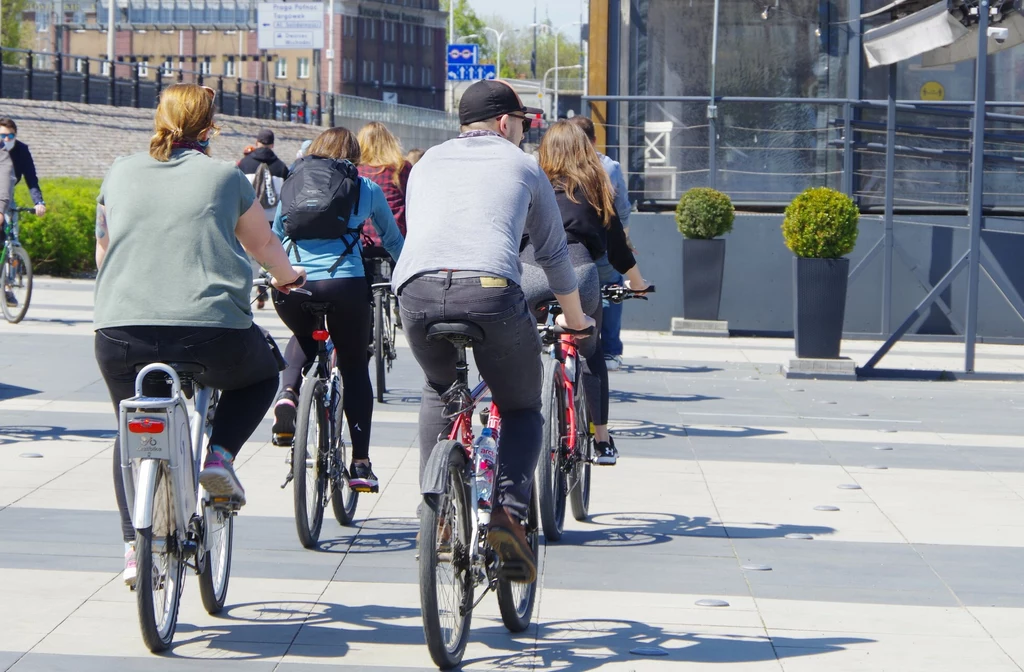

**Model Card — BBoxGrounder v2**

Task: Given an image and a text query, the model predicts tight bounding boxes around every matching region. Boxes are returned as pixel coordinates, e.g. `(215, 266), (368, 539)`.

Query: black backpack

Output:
(281, 156), (362, 241)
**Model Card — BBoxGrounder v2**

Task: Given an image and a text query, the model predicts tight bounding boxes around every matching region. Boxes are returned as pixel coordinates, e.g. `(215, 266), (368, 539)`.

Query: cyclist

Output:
(270, 126), (404, 493)
(92, 84), (306, 585)
(0, 117), (46, 218)
(240, 130), (289, 309)
(392, 79), (594, 582)
(566, 115), (632, 371)
(237, 128), (290, 179)
(357, 121), (410, 263)
(521, 120), (650, 465)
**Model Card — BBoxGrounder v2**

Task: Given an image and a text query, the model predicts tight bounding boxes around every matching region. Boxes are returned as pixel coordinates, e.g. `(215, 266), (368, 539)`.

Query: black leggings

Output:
(274, 277), (374, 460)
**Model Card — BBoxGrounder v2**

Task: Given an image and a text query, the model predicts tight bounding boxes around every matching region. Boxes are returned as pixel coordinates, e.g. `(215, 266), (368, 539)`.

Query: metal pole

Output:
(449, 0), (454, 111)
(883, 63), (896, 335)
(53, 45), (63, 101)
(107, 59), (115, 105)
(708, 0), (720, 189)
(313, 47), (322, 125)
(81, 57), (89, 103)
(554, 33), (559, 120)
(106, 0), (115, 73)
(327, 0), (334, 95)
(845, 0), (863, 198)
(964, 1), (990, 372)
(24, 50), (32, 99)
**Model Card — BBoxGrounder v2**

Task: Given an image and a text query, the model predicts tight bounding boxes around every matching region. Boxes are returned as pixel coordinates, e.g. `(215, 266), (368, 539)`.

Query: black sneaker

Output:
(4, 290), (16, 307)
(271, 391), (297, 446)
(595, 439), (618, 466)
(349, 461), (379, 493)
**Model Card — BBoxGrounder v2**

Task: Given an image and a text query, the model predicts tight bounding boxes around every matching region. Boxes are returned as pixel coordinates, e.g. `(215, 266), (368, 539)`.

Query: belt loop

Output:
(443, 269), (453, 289)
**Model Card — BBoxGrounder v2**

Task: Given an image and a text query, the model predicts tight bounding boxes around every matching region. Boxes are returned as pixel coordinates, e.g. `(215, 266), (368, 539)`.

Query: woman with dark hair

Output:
(270, 126), (404, 493)
(521, 120), (649, 465)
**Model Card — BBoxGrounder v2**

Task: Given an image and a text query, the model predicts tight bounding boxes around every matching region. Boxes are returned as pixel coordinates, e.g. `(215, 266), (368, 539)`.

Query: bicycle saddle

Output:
(300, 301), (334, 315)
(426, 321), (485, 344)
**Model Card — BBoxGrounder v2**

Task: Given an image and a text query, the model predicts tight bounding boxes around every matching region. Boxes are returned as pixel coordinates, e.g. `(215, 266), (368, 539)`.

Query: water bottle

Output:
(473, 428), (498, 511)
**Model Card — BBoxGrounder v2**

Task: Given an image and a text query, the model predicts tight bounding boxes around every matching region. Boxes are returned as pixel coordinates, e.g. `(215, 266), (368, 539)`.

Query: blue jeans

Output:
(596, 255), (624, 357)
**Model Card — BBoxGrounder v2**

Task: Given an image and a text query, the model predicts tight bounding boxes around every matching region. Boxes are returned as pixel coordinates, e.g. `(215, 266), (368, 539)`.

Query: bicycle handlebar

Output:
(602, 284), (656, 303)
(10, 207), (36, 214)
(254, 273), (311, 295)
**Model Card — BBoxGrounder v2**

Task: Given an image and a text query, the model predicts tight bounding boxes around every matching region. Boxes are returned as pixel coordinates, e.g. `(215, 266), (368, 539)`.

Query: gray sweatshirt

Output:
(392, 133), (578, 296)
(0, 149), (14, 215)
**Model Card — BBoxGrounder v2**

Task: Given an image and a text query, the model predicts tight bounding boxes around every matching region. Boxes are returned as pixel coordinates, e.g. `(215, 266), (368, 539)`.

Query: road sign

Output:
(258, 3), (324, 50)
(446, 64), (497, 81)
(446, 43), (479, 65)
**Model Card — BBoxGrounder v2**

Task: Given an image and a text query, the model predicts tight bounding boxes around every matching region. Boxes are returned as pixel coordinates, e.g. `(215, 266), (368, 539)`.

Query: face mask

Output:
(197, 138), (210, 149)
(2, 140), (13, 151)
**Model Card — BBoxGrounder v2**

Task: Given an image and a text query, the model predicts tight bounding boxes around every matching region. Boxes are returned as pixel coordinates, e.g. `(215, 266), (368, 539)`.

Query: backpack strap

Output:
(325, 181), (365, 274)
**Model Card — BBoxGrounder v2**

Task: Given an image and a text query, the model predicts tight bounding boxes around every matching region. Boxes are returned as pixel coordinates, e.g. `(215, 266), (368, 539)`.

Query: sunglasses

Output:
(0, 133), (15, 140)
(507, 113), (531, 135)
(201, 85), (216, 101)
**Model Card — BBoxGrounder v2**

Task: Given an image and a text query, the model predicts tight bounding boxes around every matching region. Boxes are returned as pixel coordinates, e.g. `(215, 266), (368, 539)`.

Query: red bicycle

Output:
(536, 284), (654, 541)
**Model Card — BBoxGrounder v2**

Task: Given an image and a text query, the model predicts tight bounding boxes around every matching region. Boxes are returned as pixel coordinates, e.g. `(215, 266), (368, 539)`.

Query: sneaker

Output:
(123, 543), (138, 587)
(595, 438), (619, 466)
(272, 393), (297, 446)
(605, 354), (623, 371)
(4, 290), (16, 307)
(199, 449), (246, 504)
(487, 506), (536, 584)
(349, 461), (379, 493)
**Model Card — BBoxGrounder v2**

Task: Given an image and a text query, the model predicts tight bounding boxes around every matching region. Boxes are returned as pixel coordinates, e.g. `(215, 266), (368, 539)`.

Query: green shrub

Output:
(675, 187), (735, 239)
(782, 187), (859, 258)
(14, 177), (101, 276)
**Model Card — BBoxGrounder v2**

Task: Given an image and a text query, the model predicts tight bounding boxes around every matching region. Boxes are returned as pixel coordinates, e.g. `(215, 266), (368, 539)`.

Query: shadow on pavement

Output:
(0, 383), (40, 401)
(610, 390), (721, 405)
(558, 512), (835, 546)
(610, 420), (786, 441)
(0, 424), (116, 445)
(621, 364), (723, 375)
(317, 517), (417, 555)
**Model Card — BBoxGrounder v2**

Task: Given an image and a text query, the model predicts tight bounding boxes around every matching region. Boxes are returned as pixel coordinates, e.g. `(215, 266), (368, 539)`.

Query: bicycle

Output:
(366, 255), (399, 403)
(118, 362), (235, 652)
(1, 206), (35, 323)
(535, 284), (655, 542)
(278, 293), (362, 549)
(418, 319), (586, 669)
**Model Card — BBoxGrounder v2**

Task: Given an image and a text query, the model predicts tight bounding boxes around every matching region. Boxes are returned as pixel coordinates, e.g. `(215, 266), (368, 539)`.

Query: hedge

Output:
(14, 178), (101, 276)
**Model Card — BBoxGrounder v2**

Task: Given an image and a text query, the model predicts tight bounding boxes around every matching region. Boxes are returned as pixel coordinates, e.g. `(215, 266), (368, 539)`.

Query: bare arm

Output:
(235, 200), (303, 287)
(95, 204), (109, 269)
(553, 289), (594, 333)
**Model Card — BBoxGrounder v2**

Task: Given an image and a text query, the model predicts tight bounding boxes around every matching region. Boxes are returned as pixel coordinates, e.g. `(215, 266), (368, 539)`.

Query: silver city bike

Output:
(118, 363), (237, 652)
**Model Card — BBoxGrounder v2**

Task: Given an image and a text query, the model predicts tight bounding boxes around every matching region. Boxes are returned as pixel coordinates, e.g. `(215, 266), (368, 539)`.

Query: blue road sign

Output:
(446, 64), (497, 81)
(446, 43), (479, 66)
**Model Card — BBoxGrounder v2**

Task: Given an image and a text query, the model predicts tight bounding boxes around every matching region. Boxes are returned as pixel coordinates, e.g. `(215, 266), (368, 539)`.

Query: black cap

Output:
(459, 80), (543, 125)
(257, 129), (275, 144)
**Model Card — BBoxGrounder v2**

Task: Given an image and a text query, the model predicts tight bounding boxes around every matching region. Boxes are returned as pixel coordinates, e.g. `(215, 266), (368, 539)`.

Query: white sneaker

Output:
(605, 355), (623, 371)
(124, 543), (138, 587)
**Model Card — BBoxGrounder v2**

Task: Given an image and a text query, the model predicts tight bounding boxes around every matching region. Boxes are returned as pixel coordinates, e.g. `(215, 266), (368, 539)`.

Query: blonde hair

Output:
(406, 148), (425, 165)
(357, 122), (406, 186)
(538, 121), (616, 227)
(307, 126), (361, 164)
(149, 84), (218, 161)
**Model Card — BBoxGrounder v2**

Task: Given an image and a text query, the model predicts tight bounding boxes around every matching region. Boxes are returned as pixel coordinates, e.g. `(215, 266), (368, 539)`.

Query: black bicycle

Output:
(366, 255), (399, 403)
(1, 206), (35, 324)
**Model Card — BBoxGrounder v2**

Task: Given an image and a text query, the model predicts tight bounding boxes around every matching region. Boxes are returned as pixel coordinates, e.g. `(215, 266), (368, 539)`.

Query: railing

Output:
(0, 46), (457, 131)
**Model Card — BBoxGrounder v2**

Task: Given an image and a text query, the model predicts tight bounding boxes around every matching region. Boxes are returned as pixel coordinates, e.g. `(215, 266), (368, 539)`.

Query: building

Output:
(27, 0), (447, 110)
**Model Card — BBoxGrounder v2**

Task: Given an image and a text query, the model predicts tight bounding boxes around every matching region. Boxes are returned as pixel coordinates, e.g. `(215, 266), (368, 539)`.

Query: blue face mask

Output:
(197, 138), (210, 149)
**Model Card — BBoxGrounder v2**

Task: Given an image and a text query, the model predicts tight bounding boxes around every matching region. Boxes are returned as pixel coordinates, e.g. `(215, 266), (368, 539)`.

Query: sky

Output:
(463, 0), (586, 40)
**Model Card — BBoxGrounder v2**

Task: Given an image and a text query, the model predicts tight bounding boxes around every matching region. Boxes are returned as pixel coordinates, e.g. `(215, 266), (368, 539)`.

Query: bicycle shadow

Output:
(0, 424), (116, 445)
(317, 517), (417, 555)
(609, 390), (721, 405)
(609, 420), (787, 441)
(556, 512), (836, 546)
(620, 363), (722, 375)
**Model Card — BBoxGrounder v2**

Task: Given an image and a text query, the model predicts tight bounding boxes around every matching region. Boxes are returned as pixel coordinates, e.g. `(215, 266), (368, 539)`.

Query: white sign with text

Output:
(258, 3), (325, 50)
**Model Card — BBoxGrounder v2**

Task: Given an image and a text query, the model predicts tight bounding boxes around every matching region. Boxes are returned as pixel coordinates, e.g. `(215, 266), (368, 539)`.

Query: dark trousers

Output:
(399, 275), (543, 521)
(95, 324), (281, 543)
(273, 276), (374, 460)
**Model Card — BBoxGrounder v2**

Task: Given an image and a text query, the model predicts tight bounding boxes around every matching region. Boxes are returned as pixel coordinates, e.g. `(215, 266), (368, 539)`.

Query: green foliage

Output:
(443, 0), (491, 60)
(14, 178), (101, 276)
(675, 188), (735, 239)
(782, 187), (859, 259)
(1, 0), (28, 65)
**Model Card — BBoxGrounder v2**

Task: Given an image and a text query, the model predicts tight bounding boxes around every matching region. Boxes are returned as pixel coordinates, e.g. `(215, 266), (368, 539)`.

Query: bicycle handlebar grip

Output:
(553, 324), (597, 336)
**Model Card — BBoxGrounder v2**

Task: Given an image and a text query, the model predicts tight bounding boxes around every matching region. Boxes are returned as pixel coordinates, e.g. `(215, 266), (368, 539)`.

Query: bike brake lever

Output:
(290, 287), (312, 295)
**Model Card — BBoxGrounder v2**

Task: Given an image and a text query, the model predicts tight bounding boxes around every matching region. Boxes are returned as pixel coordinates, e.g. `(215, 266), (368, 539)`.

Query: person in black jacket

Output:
(236, 128), (289, 178)
(520, 120), (650, 465)
(0, 118), (45, 216)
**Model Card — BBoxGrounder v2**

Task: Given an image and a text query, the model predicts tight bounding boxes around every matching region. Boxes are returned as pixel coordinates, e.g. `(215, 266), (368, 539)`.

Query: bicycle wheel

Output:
(569, 368), (593, 522)
(329, 366), (358, 525)
(497, 484), (539, 632)
(293, 372), (327, 548)
(419, 441), (473, 670)
(374, 291), (387, 402)
(135, 462), (185, 652)
(197, 502), (233, 614)
(537, 357), (567, 542)
(1, 245), (32, 324)
(385, 293), (398, 362)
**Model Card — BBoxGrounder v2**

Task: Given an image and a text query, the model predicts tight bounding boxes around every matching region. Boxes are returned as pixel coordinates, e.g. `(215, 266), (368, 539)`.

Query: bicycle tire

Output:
(497, 484), (539, 632)
(329, 366), (359, 525)
(293, 372), (327, 548)
(419, 440), (473, 670)
(197, 503), (233, 614)
(1, 245), (32, 324)
(385, 293), (398, 367)
(568, 367), (593, 522)
(135, 463), (184, 652)
(537, 356), (567, 541)
(374, 291), (387, 402)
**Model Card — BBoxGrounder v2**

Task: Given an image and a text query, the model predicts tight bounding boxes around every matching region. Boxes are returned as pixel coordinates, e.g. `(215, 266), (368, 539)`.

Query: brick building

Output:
(27, 0), (447, 110)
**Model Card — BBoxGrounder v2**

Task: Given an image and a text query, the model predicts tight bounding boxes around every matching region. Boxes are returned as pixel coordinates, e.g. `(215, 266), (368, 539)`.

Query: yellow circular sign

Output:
(920, 81), (945, 101)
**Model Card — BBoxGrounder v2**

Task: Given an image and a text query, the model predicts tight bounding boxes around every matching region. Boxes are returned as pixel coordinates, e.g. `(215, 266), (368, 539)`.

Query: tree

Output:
(478, 16), (582, 89)
(2, 0), (28, 65)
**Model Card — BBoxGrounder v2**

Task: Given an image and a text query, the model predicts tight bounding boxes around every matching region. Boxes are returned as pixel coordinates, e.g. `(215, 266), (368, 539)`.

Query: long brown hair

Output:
(149, 84), (218, 161)
(357, 122), (406, 186)
(538, 120), (616, 227)
(307, 126), (361, 164)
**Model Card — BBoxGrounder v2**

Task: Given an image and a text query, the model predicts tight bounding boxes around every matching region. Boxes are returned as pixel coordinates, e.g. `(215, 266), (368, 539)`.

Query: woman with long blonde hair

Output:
(93, 83), (306, 585)
(357, 122), (411, 247)
(521, 120), (649, 466)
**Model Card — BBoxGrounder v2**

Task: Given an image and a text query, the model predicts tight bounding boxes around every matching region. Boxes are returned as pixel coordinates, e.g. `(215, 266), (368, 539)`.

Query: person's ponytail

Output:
(149, 84), (215, 162)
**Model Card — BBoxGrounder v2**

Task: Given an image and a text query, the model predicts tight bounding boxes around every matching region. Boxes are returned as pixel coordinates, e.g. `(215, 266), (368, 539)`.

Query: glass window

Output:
(138, 60), (149, 77)
(200, 59), (211, 76)
(275, 58), (287, 79)
(74, 58), (86, 73)
(224, 59), (236, 77)
(161, 59), (173, 76)
(297, 57), (310, 79)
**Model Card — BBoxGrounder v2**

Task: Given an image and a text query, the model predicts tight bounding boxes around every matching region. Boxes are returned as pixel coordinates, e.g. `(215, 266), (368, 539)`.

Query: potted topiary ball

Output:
(675, 187), (735, 321)
(782, 187), (859, 359)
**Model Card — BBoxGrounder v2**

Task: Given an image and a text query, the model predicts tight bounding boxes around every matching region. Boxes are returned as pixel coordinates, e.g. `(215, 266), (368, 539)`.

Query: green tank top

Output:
(94, 149), (257, 330)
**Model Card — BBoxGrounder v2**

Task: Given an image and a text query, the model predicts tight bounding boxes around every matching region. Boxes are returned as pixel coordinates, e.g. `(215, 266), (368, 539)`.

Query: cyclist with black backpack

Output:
(240, 129), (289, 308)
(270, 127), (404, 493)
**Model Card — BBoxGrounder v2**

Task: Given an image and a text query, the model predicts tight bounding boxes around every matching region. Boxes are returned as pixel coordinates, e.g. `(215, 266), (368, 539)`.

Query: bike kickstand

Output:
(280, 470), (294, 489)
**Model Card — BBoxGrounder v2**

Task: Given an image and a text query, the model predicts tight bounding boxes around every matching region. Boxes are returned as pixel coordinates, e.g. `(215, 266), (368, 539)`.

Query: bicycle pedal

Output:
(498, 560), (533, 583)
(272, 433), (293, 447)
(210, 495), (243, 511)
(351, 484), (379, 494)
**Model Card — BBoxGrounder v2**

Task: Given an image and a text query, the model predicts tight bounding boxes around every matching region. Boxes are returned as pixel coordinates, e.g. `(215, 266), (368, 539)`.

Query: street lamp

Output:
(541, 64), (581, 119)
(553, 21), (581, 121)
(482, 26), (506, 77)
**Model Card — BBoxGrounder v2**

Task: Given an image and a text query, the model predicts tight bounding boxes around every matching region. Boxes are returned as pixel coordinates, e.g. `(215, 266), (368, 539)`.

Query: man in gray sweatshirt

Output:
(394, 80), (594, 582)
